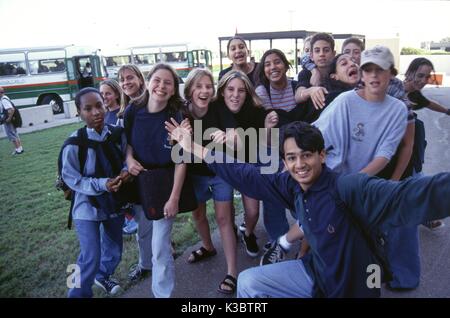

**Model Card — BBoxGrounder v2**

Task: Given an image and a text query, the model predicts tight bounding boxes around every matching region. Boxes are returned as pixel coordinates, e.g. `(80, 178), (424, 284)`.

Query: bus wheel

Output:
(42, 95), (63, 114)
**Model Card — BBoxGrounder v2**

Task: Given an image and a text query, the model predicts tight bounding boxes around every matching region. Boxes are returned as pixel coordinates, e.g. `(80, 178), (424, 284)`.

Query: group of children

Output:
(63, 33), (450, 298)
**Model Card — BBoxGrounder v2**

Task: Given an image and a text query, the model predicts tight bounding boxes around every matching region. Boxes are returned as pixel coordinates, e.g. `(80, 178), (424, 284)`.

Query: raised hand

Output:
(264, 110), (279, 129)
(210, 130), (227, 144)
(165, 118), (192, 151)
(310, 86), (328, 109)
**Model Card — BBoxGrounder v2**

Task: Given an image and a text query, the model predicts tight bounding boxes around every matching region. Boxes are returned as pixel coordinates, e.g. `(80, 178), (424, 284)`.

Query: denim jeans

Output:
(150, 216), (175, 298)
(237, 259), (314, 298)
(68, 216), (124, 298)
(134, 205), (175, 297)
(134, 205), (153, 270)
(386, 226), (420, 289)
(262, 200), (290, 242)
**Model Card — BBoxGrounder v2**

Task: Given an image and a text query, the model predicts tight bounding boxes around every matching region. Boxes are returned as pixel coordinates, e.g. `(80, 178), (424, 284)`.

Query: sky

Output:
(1, 0), (450, 52)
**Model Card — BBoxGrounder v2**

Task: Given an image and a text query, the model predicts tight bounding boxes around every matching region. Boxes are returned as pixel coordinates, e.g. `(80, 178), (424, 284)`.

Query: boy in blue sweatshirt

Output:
(166, 119), (450, 298)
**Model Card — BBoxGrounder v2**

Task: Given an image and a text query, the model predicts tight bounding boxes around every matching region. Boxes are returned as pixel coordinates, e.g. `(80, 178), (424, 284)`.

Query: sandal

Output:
(187, 246), (217, 264)
(217, 274), (237, 295)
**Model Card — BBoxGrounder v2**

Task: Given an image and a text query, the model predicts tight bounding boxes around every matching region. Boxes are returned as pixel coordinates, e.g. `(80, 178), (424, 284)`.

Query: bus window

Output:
(198, 50), (207, 68)
(29, 59), (66, 74)
(28, 51), (66, 75)
(0, 53), (27, 76)
(105, 55), (130, 67)
(134, 54), (156, 65)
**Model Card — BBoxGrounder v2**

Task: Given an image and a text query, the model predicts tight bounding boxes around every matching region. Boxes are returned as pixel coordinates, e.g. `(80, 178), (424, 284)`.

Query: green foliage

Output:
(401, 47), (450, 55)
(401, 47), (427, 55)
(0, 124), (239, 297)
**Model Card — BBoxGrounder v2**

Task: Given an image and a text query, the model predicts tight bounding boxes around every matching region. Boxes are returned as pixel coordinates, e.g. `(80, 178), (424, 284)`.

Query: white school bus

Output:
(104, 43), (213, 82)
(0, 45), (108, 113)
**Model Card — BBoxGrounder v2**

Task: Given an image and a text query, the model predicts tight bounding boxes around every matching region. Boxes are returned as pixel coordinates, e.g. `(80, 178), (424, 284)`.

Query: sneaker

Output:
(128, 264), (151, 282)
(94, 277), (121, 295)
(263, 241), (273, 252)
(241, 232), (259, 257)
(260, 242), (286, 266)
(11, 150), (24, 155)
(424, 220), (445, 230)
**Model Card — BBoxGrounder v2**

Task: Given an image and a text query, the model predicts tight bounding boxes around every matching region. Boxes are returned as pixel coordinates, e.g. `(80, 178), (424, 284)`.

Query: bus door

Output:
(70, 55), (95, 90)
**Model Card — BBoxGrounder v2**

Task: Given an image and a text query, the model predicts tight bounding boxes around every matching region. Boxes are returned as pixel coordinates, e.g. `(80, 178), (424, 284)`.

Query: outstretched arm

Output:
(427, 100), (450, 115)
(338, 172), (450, 230)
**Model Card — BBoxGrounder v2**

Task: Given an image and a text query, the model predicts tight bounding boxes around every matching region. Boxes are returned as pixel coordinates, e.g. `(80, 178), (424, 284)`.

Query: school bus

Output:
(0, 45), (108, 113)
(104, 43), (213, 82)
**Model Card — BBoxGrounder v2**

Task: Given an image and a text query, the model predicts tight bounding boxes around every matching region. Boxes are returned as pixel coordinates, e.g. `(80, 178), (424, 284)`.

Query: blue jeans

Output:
(134, 205), (153, 271)
(237, 259), (314, 298)
(68, 216), (124, 298)
(386, 226), (420, 289)
(262, 200), (290, 242)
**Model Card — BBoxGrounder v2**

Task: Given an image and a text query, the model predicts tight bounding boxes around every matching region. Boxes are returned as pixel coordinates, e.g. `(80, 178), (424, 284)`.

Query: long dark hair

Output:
(255, 49), (291, 88)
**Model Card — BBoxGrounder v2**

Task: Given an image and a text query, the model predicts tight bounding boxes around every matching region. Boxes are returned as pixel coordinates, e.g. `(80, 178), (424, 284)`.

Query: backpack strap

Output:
(264, 79), (298, 107)
(329, 178), (393, 283)
(59, 127), (90, 229)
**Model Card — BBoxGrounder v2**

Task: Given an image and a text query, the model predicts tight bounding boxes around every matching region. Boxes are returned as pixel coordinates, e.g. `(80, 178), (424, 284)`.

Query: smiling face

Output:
(147, 69), (175, 104)
(264, 53), (287, 84)
(119, 68), (144, 98)
(100, 84), (119, 110)
(190, 75), (214, 110)
(78, 92), (105, 132)
(222, 77), (247, 113)
(331, 54), (360, 86)
(228, 39), (249, 66)
(360, 63), (392, 100)
(282, 137), (325, 191)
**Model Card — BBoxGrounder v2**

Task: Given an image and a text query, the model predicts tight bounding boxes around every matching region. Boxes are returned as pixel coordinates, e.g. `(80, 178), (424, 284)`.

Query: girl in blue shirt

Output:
(123, 63), (187, 297)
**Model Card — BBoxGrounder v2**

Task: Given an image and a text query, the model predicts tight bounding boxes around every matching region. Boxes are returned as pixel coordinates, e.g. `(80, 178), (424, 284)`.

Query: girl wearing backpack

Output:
(123, 63), (187, 297)
(64, 88), (130, 297)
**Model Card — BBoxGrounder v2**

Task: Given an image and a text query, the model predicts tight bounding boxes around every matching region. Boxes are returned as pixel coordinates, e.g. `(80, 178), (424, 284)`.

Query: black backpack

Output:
(56, 124), (125, 228)
(1, 96), (22, 128)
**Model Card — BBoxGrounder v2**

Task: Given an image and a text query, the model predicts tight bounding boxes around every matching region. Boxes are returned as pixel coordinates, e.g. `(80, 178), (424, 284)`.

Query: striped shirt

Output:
(255, 79), (297, 111)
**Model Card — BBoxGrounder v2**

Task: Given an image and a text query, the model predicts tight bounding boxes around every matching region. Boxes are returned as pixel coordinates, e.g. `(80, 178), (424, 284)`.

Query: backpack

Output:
(328, 180), (393, 284)
(0, 96), (22, 128)
(56, 124), (125, 229)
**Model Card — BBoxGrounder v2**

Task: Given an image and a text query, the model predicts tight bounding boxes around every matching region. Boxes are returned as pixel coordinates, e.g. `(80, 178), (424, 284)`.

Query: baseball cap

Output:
(360, 45), (394, 70)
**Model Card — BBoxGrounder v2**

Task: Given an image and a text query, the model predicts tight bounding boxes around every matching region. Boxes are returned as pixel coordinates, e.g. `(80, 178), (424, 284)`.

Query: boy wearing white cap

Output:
(313, 45), (408, 176)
